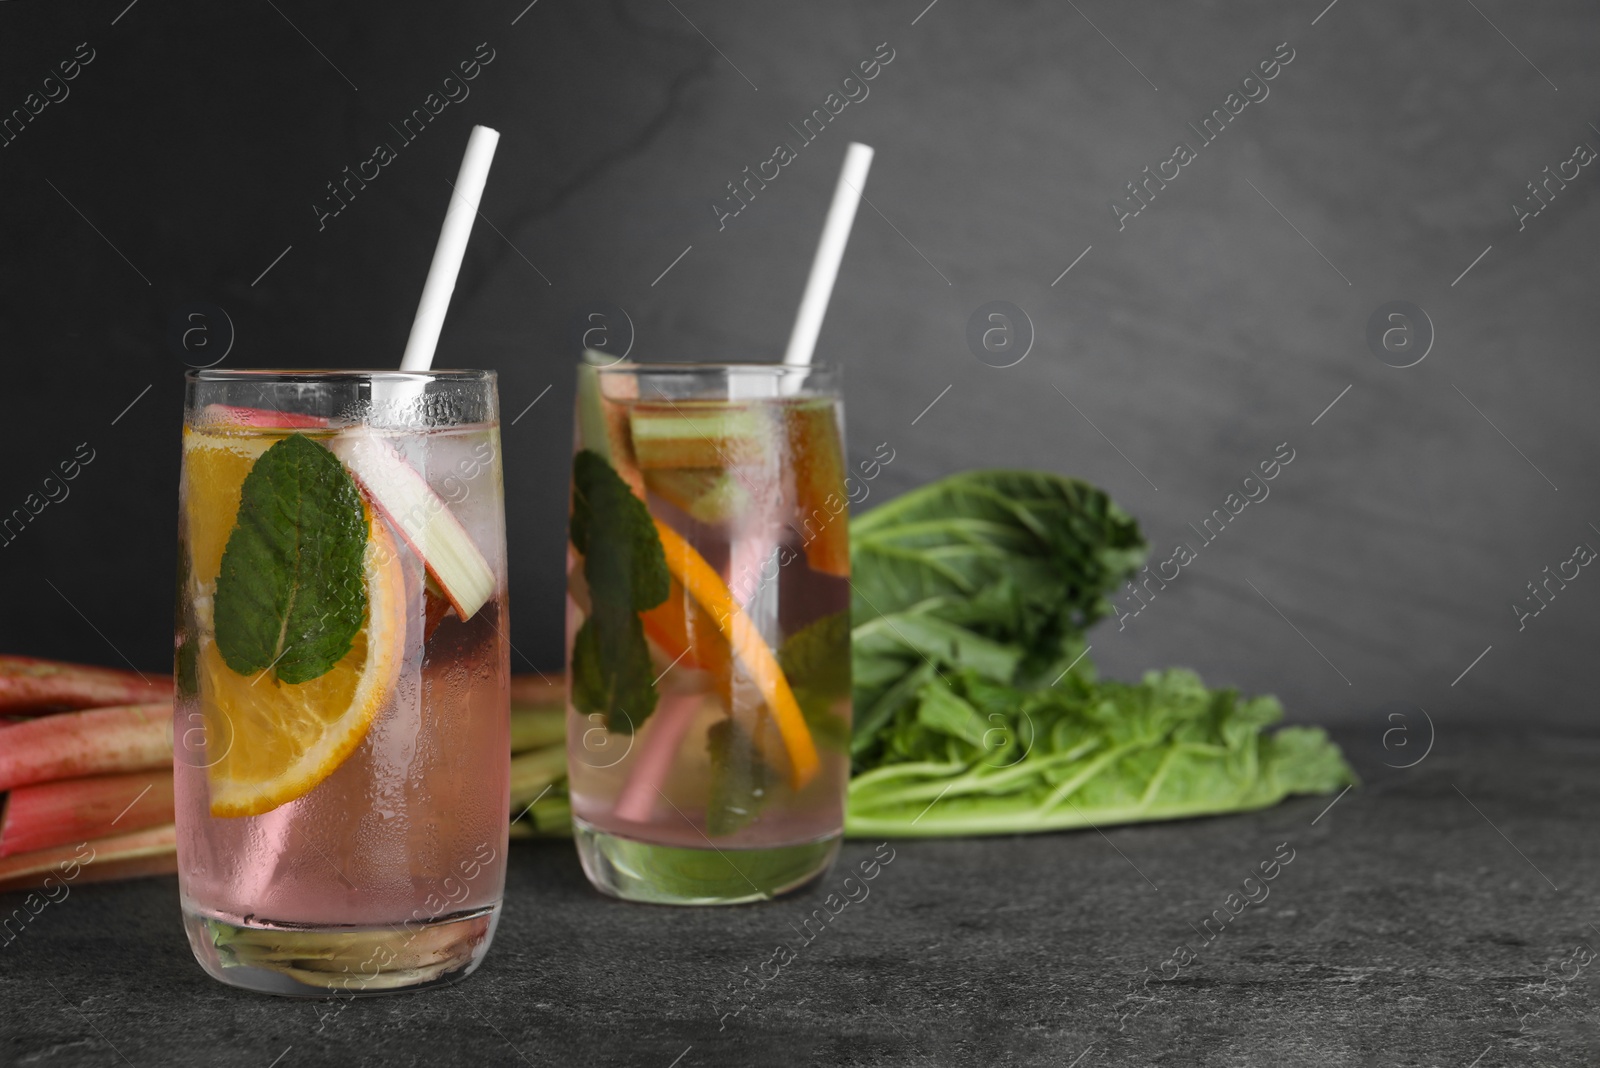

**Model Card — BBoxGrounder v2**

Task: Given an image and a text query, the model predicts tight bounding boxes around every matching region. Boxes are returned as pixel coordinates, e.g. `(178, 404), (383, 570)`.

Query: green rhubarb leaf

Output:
(569, 449), (670, 731)
(848, 469), (1147, 764)
(843, 667), (1357, 838)
(914, 684), (990, 749)
(213, 434), (368, 685)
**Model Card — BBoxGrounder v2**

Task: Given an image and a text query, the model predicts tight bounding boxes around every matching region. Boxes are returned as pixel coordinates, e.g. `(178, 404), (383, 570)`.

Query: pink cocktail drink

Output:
(566, 362), (851, 904)
(174, 370), (509, 995)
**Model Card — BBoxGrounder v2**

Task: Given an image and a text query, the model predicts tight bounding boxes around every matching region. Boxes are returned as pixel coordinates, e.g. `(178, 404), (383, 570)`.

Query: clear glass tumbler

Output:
(174, 370), (510, 995)
(566, 361), (852, 904)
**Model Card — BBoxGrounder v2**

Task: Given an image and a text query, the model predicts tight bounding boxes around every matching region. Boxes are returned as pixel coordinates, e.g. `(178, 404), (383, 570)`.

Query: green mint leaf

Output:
(706, 717), (775, 837)
(213, 434), (369, 685)
(569, 613), (657, 733)
(777, 610), (851, 752)
(569, 449), (670, 730)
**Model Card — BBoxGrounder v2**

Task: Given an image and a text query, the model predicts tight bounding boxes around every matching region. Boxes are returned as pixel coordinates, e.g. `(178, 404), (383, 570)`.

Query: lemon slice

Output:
(182, 426), (409, 818)
(199, 513), (406, 817)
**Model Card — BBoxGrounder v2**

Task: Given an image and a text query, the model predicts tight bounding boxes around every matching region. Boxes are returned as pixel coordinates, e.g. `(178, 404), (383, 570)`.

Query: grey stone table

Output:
(3, 727), (1597, 1067)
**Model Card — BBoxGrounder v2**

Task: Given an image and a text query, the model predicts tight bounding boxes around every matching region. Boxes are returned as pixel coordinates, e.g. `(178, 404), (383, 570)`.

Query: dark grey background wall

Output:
(2, 1), (1595, 729)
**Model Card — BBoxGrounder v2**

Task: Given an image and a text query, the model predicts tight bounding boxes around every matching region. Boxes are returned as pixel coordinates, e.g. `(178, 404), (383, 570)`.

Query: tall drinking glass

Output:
(566, 362), (851, 904)
(174, 370), (510, 995)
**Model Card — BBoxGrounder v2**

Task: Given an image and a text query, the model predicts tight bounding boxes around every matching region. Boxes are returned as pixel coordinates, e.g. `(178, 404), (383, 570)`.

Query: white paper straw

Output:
(781, 141), (874, 369)
(399, 125), (501, 372)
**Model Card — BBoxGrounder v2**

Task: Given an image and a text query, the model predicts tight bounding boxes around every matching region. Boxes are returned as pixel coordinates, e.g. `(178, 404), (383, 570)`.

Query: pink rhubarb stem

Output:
(0, 703), (172, 792)
(0, 770), (175, 857)
(204, 404), (327, 429)
(613, 694), (704, 823)
(0, 657), (172, 715)
(509, 675), (565, 707)
(0, 824), (177, 892)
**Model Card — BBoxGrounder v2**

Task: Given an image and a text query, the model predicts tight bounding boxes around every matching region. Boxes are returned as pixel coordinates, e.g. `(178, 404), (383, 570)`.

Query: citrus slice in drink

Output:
(182, 427), (275, 594)
(641, 574), (731, 679)
(197, 514), (406, 817)
(182, 427), (408, 818)
(650, 516), (819, 789)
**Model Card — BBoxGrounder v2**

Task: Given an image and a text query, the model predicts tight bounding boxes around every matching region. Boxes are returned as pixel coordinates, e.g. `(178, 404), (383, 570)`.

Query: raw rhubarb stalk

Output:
(509, 707), (565, 753)
(0, 703), (172, 792)
(51, 850), (178, 889)
(201, 404), (329, 429)
(0, 657), (172, 715)
(786, 399), (850, 577)
(0, 771), (175, 857)
(0, 850), (179, 895)
(508, 674), (565, 707)
(629, 404), (772, 469)
(330, 432), (497, 621)
(576, 352), (645, 495)
(509, 793), (571, 838)
(422, 575), (453, 640)
(508, 746), (568, 809)
(0, 824), (176, 892)
(643, 468), (751, 524)
(633, 572), (737, 842)
(613, 693), (703, 823)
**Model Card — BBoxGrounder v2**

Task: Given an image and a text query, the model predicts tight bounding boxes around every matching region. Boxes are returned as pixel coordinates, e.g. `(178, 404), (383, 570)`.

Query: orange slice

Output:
(182, 426), (408, 818)
(182, 427), (275, 595)
(651, 517), (818, 789)
(198, 513), (406, 817)
(641, 574), (730, 679)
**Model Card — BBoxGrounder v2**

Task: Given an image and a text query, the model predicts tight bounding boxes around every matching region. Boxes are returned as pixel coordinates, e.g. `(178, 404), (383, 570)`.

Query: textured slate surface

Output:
(3, 727), (1598, 1066)
(1, 1), (1597, 731)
